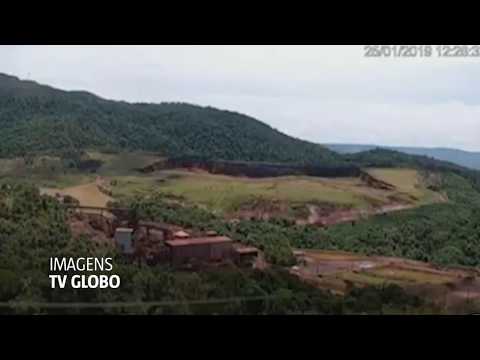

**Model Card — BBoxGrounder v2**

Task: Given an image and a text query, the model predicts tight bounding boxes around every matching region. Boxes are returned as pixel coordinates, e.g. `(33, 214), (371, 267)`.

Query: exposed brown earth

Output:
(41, 181), (113, 208)
(68, 212), (114, 245)
(304, 202), (416, 227)
(291, 250), (480, 312)
(223, 169), (444, 226)
(229, 200), (417, 227)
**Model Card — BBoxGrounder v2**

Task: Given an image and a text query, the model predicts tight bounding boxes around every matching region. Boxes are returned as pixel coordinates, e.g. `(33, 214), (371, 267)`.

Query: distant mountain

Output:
(326, 144), (480, 170)
(0, 73), (343, 165)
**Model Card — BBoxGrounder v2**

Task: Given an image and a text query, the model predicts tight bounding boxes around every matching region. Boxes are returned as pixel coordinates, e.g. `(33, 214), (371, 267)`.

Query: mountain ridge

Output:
(327, 144), (480, 170)
(3, 72), (479, 174)
(0, 73), (342, 165)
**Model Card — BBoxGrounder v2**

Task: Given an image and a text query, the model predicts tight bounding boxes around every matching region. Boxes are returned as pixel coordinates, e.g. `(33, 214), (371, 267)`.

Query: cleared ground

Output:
(40, 182), (113, 208)
(366, 168), (444, 205)
(292, 250), (480, 312)
(3, 154), (444, 221)
(108, 168), (443, 214)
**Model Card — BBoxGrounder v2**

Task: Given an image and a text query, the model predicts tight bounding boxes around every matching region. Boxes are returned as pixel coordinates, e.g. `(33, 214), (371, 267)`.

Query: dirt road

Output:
(291, 250), (480, 312)
(305, 203), (416, 227)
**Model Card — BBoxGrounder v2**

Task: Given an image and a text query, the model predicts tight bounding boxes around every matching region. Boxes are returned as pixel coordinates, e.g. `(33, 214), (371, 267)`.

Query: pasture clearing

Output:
(108, 169), (442, 215)
(40, 182), (113, 208)
(366, 168), (444, 205)
(86, 151), (161, 175)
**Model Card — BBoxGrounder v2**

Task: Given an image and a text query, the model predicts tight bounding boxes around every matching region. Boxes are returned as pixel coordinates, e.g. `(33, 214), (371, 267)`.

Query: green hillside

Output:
(327, 144), (480, 170)
(0, 73), (342, 165)
(344, 148), (480, 193)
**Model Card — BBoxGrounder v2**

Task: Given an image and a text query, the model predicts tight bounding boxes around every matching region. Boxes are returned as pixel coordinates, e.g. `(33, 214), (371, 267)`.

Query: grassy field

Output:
(108, 168), (442, 214)
(366, 168), (444, 205)
(0, 156), (95, 188)
(0, 151), (157, 207)
(304, 250), (372, 262)
(86, 151), (161, 176)
(0, 152), (444, 216)
(109, 171), (378, 212)
(0, 151), (160, 180)
(368, 267), (455, 285)
(367, 168), (421, 190)
(0, 158), (22, 176)
(40, 183), (113, 208)
(0, 151), (161, 189)
(338, 272), (401, 286)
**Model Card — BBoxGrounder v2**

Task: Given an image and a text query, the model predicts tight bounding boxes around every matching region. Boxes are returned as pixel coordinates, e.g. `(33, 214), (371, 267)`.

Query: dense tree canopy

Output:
(0, 73), (342, 165)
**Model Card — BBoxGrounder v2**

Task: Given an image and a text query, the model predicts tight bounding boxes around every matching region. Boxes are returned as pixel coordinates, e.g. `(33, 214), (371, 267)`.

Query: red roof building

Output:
(165, 236), (234, 265)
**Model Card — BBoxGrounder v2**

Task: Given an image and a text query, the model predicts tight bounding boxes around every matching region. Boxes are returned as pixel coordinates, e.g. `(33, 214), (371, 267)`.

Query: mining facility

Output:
(68, 205), (259, 268)
(117, 221), (259, 267)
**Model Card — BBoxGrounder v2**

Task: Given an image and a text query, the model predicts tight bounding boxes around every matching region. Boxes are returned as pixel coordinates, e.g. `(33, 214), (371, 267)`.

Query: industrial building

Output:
(165, 236), (235, 266)
(114, 228), (135, 255)
(69, 205), (259, 267)
(137, 221), (183, 241)
(110, 217), (258, 267)
(233, 245), (259, 266)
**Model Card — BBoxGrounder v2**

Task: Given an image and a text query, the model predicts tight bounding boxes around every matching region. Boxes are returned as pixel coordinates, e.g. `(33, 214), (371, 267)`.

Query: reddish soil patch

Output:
(68, 212), (114, 245)
(305, 202), (415, 227)
(233, 199), (292, 221)
(41, 182), (113, 208)
(292, 250), (480, 312)
(228, 198), (416, 227)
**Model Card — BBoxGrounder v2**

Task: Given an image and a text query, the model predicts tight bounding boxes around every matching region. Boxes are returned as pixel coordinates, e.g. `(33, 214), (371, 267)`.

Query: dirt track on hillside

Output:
(303, 202), (416, 227)
(40, 182), (113, 208)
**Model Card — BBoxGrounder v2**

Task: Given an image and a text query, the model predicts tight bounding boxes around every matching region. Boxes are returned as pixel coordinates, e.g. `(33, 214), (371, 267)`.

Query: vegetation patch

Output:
(366, 267), (455, 285)
(109, 169), (440, 217)
(40, 183), (113, 208)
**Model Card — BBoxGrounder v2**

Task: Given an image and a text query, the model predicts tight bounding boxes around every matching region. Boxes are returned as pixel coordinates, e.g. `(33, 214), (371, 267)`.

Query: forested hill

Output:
(0, 73), (342, 165)
(343, 148), (480, 192)
(327, 144), (480, 170)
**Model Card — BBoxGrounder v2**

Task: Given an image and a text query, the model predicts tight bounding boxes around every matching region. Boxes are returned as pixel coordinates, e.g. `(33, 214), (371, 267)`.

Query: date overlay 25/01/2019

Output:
(364, 45), (480, 58)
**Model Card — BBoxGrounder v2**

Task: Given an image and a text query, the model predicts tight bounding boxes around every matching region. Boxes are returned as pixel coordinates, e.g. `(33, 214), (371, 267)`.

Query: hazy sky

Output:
(1, 45), (479, 151)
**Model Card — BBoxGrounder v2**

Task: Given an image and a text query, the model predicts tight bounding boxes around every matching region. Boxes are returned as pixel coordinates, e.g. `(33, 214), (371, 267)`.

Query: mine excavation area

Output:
(291, 250), (480, 311)
(66, 205), (480, 312)
(105, 164), (445, 225)
(35, 155), (449, 269)
(6, 151), (476, 313)
(15, 150), (444, 221)
(34, 157), (445, 234)
(3, 66), (480, 316)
